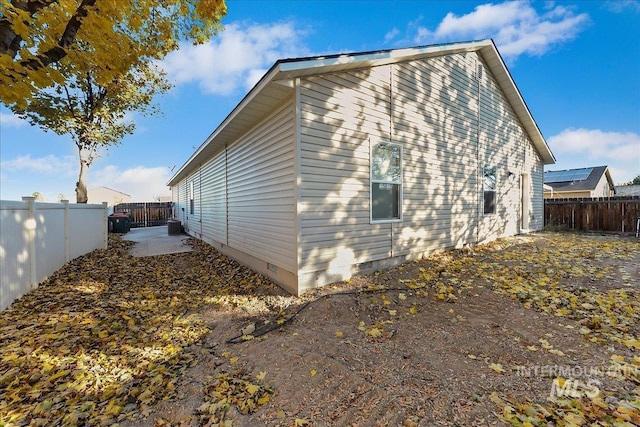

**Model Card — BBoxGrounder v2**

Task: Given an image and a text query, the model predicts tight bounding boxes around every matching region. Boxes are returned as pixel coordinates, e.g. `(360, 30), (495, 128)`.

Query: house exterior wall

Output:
(225, 97), (297, 274)
(298, 66), (392, 287)
(527, 143), (544, 230)
(593, 175), (613, 197)
(183, 169), (202, 237)
(476, 56), (543, 237)
(297, 52), (544, 291)
(392, 54), (480, 256)
(173, 180), (188, 225)
(171, 97), (298, 291)
(200, 153), (227, 244)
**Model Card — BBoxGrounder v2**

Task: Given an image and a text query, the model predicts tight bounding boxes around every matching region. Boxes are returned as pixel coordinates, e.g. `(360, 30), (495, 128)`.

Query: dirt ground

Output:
(1, 232), (638, 427)
(121, 232), (639, 427)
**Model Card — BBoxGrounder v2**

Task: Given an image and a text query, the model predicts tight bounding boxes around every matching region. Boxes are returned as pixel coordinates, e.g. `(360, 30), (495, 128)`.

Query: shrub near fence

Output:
(0, 197), (108, 311)
(114, 202), (173, 228)
(544, 196), (640, 234)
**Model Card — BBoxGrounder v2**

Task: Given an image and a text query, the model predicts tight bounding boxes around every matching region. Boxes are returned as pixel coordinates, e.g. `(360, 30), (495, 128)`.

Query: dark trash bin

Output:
(108, 212), (131, 233)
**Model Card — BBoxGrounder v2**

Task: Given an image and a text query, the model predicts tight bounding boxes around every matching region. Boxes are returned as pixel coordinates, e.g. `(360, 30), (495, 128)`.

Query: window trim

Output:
(189, 181), (195, 215)
(370, 141), (403, 223)
(483, 164), (497, 215)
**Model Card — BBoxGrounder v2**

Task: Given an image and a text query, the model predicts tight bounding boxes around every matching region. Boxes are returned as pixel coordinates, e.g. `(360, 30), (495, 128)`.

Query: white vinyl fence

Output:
(0, 197), (108, 311)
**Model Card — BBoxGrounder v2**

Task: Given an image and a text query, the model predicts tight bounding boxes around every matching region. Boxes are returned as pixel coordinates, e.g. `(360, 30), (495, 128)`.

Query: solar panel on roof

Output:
(544, 168), (593, 183)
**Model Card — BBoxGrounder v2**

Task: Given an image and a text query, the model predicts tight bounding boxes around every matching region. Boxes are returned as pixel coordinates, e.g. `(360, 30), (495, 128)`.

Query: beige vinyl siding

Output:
(528, 145), (544, 230)
(172, 180), (188, 225)
(226, 97), (296, 273)
(392, 53), (479, 255)
(200, 151), (227, 244)
(476, 54), (538, 241)
(184, 171), (201, 237)
(298, 66), (392, 276)
(171, 184), (180, 218)
(298, 51), (545, 283)
(592, 175), (612, 198)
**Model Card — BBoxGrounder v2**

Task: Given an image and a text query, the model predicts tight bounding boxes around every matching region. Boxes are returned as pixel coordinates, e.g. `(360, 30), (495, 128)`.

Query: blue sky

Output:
(1, 0), (639, 202)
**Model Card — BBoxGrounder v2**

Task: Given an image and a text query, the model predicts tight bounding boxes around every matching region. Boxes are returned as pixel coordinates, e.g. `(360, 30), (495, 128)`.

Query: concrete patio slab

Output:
(121, 226), (193, 257)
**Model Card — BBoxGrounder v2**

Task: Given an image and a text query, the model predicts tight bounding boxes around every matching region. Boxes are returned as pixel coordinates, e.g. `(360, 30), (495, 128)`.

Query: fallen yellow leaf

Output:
(489, 363), (506, 374)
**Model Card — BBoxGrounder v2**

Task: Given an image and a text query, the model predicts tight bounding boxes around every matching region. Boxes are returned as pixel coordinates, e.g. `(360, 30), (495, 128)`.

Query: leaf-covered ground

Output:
(1, 232), (638, 426)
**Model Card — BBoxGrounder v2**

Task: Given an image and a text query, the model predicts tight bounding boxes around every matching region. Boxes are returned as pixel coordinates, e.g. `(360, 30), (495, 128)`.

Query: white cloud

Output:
(548, 128), (640, 184)
(90, 165), (172, 201)
(0, 112), (27, 128)
(388, 1), (589, 60)
(548, 128), (640, 160)
(161, 21), (311, 95)
(384, 28), (400, 43)
(0, 155), (172, 201)
(604, 0), (640, 13)
(0, 154), (76, 174)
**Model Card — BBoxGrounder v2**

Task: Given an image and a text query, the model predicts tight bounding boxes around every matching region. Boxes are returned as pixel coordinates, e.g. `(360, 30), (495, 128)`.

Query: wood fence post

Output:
(22, 196), (37, 289)
(62, 200), (70, 262)
(577, 200), (583, 231)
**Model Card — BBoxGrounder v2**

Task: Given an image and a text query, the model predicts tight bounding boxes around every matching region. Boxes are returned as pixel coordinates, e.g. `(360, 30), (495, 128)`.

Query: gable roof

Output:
(544, 166), (615, 193)
(168, 39), (555, 186)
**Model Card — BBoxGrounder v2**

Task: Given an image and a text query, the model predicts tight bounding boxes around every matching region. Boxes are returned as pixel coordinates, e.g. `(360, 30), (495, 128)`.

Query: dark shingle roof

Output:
(544, 166), (609, 192)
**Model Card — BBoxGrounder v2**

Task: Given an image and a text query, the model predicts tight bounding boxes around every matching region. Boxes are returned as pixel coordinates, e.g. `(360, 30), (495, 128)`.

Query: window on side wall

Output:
(483, 165), (497, 215)
(371, 142), (402, 222)
(189, 181), (194, 215)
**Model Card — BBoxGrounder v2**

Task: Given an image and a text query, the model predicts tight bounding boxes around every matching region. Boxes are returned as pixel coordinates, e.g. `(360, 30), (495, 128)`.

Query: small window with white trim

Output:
(483, 164), (497, 215)
(371, 142), (402, 221)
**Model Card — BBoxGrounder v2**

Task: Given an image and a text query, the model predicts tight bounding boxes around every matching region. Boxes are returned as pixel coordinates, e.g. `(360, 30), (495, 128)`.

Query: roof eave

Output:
(168, 39), (556, 186)
(167, 64), (284, 187)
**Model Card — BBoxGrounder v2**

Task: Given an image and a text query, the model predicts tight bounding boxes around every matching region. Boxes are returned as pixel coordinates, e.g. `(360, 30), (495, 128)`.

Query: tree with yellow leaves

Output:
(1, 0), (226, 202)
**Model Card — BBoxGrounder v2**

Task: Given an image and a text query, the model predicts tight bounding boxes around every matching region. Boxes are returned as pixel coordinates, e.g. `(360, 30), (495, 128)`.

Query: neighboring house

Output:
(168, 39), (555, 295)
(615, 184), (640, 197)
(544, 166), (615, 199)
(87, 186), (131, 206)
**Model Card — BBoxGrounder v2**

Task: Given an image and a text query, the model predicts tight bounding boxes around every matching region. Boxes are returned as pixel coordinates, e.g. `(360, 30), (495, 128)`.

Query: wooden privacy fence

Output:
(114, 202), (174, 228)
(544, 196), (640, 234)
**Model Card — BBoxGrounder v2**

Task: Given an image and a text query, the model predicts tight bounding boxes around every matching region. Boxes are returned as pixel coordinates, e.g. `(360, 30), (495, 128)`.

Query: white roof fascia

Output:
(277, 40), (488, 77)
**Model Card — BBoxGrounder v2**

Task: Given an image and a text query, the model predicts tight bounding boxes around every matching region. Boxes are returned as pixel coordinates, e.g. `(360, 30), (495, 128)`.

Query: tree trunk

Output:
(76, 157), (89, 203)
